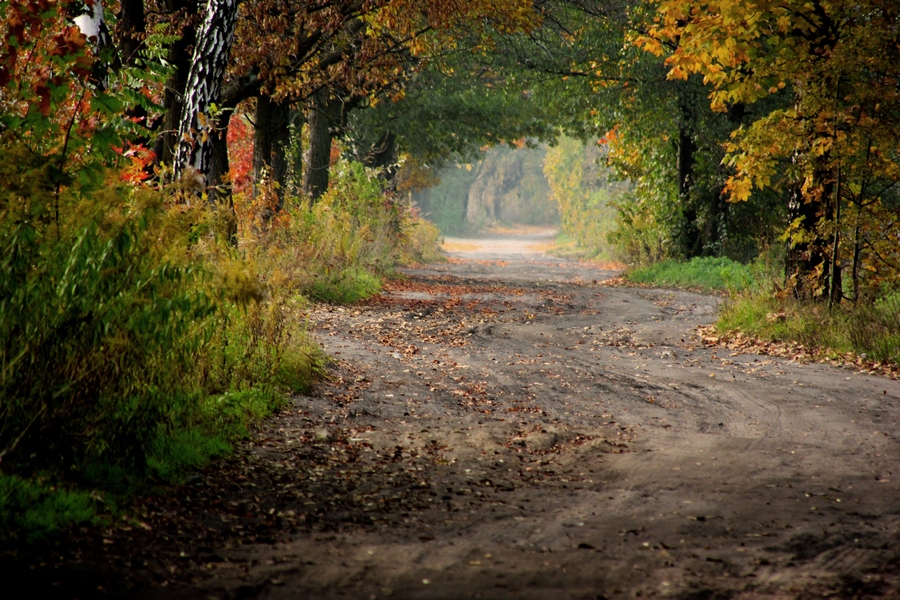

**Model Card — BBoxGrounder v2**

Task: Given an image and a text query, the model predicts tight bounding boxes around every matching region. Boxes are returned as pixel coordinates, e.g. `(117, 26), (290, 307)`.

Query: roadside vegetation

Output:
(627, 257), (758, 293)
(0, 0), (454, 544)
(717, 291), (900, 365)
(0, 153), (436, 542)
(624, 255), (900, 366)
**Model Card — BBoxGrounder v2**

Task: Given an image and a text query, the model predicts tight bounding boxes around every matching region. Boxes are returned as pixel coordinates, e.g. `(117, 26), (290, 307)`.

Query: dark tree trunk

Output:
(252, 95), (291, 208)
(828, 168), (843, 307)
(155, 0), (198, 166)
(851, 220), (861, 303)
(676, 123), (701, 257)
(362, 131), (400, 194)
(365, 131), (397, 171)
(677, 126), (695, 200)
(303, 91), (341, 201)
(207, 109), (238, 244)
(207, 109), (232, 193)
(173, 0), (240, 181)
(252, 95), (274, 197)
(116, 0), (145, 67)
(785, 180), (834, 301)
(285, 109), (304, 197)
(270, 107), (290, 196)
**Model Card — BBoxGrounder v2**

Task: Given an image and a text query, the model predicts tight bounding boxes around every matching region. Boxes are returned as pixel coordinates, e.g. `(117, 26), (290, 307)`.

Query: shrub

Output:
(0, 5), (328, 542)
(0, 167), (217, 476)
(401, 217), (445, 265)
(237, 160), (427, 304)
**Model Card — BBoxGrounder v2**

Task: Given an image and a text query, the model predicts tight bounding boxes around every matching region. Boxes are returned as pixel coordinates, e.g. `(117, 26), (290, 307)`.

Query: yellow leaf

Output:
(725, 176), (752, 202)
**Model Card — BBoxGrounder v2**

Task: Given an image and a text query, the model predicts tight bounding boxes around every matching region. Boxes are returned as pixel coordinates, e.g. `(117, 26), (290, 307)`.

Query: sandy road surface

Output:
(9, 229), (900, 599)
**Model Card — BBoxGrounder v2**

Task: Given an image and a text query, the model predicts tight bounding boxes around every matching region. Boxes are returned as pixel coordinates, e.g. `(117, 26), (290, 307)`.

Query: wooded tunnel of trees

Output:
(1, 0), (899, 539)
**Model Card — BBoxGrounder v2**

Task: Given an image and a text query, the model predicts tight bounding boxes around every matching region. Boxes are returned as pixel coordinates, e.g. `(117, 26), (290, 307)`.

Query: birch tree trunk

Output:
(173, 0), (240, 183)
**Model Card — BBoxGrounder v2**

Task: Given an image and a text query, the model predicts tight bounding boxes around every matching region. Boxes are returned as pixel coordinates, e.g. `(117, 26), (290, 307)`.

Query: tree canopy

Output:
(2, 0), (899, 293)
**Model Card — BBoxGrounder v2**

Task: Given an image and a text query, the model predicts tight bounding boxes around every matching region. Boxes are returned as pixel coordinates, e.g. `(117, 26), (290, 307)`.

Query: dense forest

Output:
(2, 0), (899, 540)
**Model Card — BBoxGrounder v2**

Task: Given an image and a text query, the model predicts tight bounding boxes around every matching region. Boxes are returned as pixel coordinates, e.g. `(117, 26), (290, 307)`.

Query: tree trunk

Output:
(173, 0), (240, 182)
(828, 168), (842, 307)
(677, 126), (695, 200)
(365, 131), (397, 170)
(155, 0), (197, 167)
(207, 109), (238, 244)
(785, 181), (834, 301)
(676, 122), (701, 258)
(116, 0), (146, 67)
(851, 213), (861, 303)
(207, 109), (232, 193)
(252, 95), (274, 197)
(303, 91), (340, 201)
(270, 106), (290, 196)
(285, 109), (303, 197)
(252, 95), (291, 208)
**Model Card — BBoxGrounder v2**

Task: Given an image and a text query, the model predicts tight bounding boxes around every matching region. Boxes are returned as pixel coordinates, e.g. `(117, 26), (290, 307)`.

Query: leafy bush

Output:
(0, 167), (216, 476)
(238, 160), (435, 304)
(402, 217), (445, 265)
(544, 137), (626, 262)
(0, 144), (328, 540)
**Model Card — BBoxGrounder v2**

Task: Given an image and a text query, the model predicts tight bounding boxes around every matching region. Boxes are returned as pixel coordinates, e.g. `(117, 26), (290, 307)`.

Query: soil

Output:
(5, 228), (900, 599)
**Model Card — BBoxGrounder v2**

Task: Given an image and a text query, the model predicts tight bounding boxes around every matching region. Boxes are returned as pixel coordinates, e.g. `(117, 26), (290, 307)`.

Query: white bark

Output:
(173, 0), (240, 182)
(73, 0), (104, 40)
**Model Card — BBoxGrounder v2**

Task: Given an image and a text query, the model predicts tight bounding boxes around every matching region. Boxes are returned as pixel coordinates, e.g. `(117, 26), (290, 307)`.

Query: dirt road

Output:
(15, 229), (900, 599)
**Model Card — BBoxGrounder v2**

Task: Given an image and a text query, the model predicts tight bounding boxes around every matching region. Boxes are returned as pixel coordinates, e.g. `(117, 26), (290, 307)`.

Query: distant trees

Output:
(473, 0), (782, 262)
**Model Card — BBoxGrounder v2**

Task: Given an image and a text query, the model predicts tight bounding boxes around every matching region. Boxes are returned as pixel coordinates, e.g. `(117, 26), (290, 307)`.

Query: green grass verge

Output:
(0, 474), (103, 544)
(626, 256), (757, 293)
(718, 292), (900, 364)
(309, 267), (383, 303)
(628, 255), (900, 364)
(546, 232), (618, 262)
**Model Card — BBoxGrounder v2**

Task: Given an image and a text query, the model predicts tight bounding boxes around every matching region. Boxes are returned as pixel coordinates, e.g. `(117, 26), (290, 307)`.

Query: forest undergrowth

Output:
(0, 154), (441, 543)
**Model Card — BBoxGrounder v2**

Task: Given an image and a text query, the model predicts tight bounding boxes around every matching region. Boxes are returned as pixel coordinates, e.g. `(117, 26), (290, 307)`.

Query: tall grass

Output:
(718, 292), (900, 363)
(626, 256), (759, 292)
(239, 161), (442, 303)
(0, 152), (440, 543)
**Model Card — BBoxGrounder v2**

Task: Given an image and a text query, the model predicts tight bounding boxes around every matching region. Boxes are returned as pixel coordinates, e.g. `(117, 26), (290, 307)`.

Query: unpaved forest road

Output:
(12, 229), (900, 599)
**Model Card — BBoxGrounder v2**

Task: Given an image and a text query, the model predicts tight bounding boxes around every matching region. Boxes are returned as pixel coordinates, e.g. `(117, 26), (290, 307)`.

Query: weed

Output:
(402, 218), (445, 265)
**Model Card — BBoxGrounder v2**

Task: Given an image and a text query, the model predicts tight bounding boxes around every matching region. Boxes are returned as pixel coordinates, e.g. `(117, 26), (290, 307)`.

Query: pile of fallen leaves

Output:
(698, 325), (899, 379)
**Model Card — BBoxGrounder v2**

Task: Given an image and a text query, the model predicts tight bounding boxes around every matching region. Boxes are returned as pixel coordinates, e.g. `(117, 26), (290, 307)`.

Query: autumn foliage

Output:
(643, 0), (900, 300)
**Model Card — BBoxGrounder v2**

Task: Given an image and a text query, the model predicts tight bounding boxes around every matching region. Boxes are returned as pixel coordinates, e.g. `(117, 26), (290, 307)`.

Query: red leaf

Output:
(34, 84), (51, 116)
